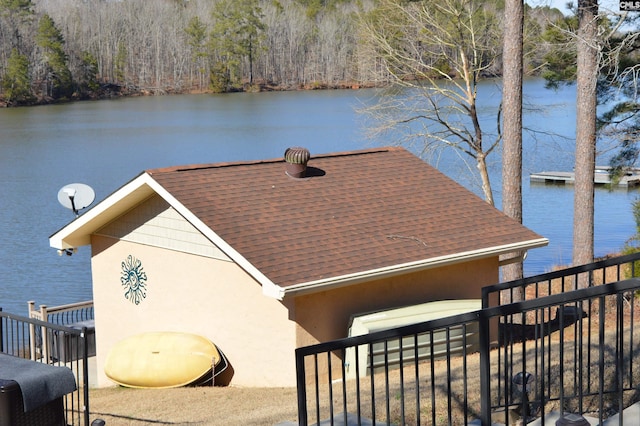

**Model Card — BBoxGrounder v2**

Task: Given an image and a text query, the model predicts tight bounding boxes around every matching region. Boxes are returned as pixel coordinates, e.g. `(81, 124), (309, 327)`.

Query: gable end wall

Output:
(95, 194), (230, 261)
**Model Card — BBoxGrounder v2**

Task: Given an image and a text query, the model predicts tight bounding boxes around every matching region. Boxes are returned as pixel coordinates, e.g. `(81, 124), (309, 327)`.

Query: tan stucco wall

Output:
(292, 258), (498, 384)
(90, 236), (296, 388)
(293, 257), (498, 348)
(90, 231), (498, 388)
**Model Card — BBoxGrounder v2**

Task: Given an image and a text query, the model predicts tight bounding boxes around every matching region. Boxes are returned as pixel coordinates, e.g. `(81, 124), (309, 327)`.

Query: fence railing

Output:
(0, 309), (92, 426)
(27, 300), (94, 325)
(26, 300), (94, 363)
(295, 275), (640, 425)
(482, 251), (640, 308)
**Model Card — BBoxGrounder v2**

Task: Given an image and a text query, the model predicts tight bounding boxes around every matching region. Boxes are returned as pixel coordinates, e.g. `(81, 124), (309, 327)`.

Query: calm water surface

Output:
(0, 79), (636, 315)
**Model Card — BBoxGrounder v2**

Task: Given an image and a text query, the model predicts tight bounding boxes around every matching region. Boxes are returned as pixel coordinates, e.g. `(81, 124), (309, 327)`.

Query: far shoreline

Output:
(0, 79), (381, 108)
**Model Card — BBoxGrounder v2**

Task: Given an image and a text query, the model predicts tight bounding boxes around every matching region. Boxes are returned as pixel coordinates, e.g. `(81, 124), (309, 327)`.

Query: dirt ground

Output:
(88, 385), (299, 425)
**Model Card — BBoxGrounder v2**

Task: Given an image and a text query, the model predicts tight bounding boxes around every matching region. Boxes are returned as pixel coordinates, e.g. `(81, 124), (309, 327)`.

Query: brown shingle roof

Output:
(146, 147), (545, 290)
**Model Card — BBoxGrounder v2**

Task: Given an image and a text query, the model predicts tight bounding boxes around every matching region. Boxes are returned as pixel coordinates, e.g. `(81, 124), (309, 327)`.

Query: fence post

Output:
(295, 348), (308, 426)
(0, 307), (3, 353)
(27, 301), (37, 361)
(40, 305), (49, 363)
(82, 326), (90, 426)
(478, 309), (492, 425)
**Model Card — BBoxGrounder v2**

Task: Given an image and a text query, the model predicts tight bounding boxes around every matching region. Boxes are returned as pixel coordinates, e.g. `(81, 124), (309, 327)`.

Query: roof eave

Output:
(48, 172), (284, 296)
(49, 173), (155, 250)
(272, 238), (549, 300)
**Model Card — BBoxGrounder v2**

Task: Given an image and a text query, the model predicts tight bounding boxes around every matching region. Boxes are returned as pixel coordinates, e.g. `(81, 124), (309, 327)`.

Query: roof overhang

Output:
(50, 173), (156, 250)
(266, 237), (549, 300)
(49, 172), (283, 297)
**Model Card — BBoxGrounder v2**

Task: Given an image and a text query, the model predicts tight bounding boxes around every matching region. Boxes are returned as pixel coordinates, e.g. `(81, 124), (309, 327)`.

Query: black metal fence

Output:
(0, 309), (92, 426)
(295, 257), (640, 425)
(482, 252), (640, 310)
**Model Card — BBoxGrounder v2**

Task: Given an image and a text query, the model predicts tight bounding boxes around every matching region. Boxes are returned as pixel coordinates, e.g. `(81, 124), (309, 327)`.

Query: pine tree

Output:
(1, 48), (33, 104)
(114, 41), (127, 84)
(210, 0), (266, 91)
(185, 16), (209, 91)
(36, 13), (73, 99)
(78, 51), (100, 96)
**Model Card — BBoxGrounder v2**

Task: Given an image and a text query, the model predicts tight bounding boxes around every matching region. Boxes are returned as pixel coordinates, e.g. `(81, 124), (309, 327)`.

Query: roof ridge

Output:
(146, 147), (397, 175)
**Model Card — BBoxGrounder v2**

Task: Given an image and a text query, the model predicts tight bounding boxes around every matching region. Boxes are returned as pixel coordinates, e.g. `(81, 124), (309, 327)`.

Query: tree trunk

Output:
(573, 0), (599, 288)
(477, 152), (495, 206)
(501, 0), (524, 304)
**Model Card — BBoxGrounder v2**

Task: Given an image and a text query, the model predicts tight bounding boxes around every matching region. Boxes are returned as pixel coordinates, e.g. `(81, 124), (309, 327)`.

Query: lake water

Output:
(0, 79), (637, 315)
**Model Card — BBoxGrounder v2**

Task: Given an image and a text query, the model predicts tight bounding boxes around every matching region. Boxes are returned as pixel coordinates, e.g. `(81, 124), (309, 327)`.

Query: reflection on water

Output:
(0, 80), (636, 314)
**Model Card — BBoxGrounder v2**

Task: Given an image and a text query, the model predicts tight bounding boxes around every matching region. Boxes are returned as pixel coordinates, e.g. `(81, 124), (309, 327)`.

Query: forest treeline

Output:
(0, 0), (565, 106)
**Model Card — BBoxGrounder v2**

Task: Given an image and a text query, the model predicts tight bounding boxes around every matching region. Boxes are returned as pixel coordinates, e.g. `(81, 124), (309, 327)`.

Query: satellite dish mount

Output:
(58, 183), (95, 217)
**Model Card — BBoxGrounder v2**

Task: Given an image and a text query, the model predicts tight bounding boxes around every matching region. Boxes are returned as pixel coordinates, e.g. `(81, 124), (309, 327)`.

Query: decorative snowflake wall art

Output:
(120, 255), (148, 305)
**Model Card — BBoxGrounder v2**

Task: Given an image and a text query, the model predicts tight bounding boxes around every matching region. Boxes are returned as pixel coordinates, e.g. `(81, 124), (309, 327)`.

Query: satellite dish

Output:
(57, 183), (95, 216)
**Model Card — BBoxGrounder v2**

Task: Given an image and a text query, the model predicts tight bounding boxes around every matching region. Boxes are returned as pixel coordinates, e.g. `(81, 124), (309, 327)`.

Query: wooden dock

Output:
(530, 167), (640, 188)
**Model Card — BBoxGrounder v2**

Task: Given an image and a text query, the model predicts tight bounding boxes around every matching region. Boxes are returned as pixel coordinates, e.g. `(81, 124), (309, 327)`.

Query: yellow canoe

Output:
(104, 332), (222, 389)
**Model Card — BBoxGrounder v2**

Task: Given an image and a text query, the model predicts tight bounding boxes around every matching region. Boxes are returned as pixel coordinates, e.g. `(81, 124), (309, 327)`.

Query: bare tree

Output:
(1, 0), (587, 102)
(358, 0), (503, 205)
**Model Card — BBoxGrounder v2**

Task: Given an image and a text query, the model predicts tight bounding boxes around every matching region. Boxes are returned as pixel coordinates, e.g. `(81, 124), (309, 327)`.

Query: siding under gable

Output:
(95, 194), (230, 261)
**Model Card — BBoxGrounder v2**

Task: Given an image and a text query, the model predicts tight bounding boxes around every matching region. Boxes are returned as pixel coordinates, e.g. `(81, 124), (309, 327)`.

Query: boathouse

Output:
(49, 147), (547, 388)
